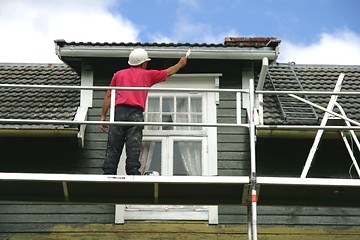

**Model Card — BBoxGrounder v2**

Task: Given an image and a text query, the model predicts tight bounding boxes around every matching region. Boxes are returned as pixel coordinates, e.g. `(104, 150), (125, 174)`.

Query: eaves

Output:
(55, 40), (280, 61)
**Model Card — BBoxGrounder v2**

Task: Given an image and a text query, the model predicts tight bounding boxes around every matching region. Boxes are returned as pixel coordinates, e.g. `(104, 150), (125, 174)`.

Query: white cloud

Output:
(0, 0), (139, 63)
(278, 29), (360, 65)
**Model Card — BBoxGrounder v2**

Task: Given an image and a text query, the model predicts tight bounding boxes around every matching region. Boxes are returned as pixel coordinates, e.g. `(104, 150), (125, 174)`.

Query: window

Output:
(116, 74), (220, 224)
(145, 94), (203, 131)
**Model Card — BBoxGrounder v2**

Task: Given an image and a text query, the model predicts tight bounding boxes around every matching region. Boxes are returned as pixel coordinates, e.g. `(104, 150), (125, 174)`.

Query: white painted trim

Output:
(208, 206), (219, 225)
(74, 106), (88, 148)
(115, 205), (125, 224)
(80, 66), (93, 108)
(258, 94), (264, 125)
(242, 64), (254, 109)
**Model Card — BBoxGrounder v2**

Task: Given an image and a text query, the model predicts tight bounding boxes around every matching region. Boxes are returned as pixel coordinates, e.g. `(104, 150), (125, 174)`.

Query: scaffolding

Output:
(1, 79), (360, 240)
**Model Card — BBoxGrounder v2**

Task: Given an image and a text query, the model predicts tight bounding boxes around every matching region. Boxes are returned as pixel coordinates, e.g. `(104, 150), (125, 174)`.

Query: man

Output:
(101, 48), (187, 175)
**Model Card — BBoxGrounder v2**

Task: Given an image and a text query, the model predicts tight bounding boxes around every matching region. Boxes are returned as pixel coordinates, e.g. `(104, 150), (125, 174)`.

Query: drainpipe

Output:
(255, 57), (268, 125)
(256, 57), (268, 91)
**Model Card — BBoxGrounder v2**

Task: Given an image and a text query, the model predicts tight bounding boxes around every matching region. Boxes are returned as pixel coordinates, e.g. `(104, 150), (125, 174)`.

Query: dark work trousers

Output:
(102, 105), (144, 175)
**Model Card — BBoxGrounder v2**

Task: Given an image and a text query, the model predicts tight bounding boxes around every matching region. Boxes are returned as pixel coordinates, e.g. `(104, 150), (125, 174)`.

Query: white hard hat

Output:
(128, 48), (151, 66)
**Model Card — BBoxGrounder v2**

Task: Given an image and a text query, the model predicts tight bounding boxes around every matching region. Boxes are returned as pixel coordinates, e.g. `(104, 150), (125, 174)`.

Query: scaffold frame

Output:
(1, 78), (360, 240)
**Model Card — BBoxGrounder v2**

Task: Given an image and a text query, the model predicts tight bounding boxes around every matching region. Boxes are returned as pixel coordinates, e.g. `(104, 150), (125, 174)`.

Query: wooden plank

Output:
(218, 170), (250, 176)
(220, 205), (360, 216)
(0, 213), (114, 223)
(217, 127), (249, 134)
(0, 204), (114, 214)
(218, 161), (250, 169)
(218, 135), (250, 143)
(258, 215), (360, 226)
(218, 143), (250, 151)
(218, 151), (250, 159)
(2, 222), (360, 239)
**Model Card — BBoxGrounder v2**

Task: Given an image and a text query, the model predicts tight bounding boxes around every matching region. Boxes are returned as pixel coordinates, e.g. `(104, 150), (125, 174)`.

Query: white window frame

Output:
(115, 74), (220, 224)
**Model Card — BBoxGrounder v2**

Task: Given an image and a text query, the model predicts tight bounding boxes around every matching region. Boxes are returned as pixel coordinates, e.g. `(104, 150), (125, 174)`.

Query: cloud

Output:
(0, 0), (139, 63)
(278, 29), (360, 65)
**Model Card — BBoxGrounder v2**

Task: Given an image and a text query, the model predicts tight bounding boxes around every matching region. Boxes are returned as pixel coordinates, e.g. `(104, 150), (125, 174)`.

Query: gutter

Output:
(56, 45), (279, 61)
(0, 128), (78, 137)
(257, 128), (360, 139)
(257, 129), (339, 139)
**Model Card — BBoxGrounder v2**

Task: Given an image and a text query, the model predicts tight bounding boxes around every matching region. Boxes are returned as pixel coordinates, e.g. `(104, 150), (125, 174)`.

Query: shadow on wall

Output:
(256, 138), (360, 178)
(0, 137), (83, 173)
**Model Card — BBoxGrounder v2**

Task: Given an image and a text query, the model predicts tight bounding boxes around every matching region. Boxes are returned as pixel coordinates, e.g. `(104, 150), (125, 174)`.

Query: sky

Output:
(0, 0), (359, 65)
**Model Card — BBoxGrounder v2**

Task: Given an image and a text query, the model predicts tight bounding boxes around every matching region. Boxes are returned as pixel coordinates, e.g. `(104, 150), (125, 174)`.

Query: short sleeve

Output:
(148, 70), (167, 86)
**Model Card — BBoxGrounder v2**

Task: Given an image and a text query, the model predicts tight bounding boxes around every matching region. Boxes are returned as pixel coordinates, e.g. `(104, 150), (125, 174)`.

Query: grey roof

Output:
(55, 38), (281, 73)
(261, 63), (360, 125)
(55, 37), (281, 48)
(0, 63), (80, 129)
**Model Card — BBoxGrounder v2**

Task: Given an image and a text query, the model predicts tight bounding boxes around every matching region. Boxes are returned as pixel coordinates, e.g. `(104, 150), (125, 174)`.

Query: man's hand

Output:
(100, 116), (108, 132)
(166, 57), (187, 76)
(178, 56), (187, 68)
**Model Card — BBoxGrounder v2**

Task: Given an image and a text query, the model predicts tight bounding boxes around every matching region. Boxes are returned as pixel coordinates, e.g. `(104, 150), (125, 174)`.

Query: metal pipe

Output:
(257, 90), (360, 96)
(256, 57), (268, 91)
(247, 201), (252, 240)
(236, 92), (242, 124)
(0, 118), (249, 128)
(334, 102), (360, 177)
(300, 73), (345, 178)
(0, 83), (247, 93)
(288, 93), (360, 126)
(248, 79), (258, 240)
(110, 89), (116, 122)
(6, 83), (360, 95)
(257, 125), (360, 130)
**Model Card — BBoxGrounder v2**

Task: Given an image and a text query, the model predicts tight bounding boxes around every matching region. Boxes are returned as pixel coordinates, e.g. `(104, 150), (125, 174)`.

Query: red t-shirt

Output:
(109, 68), (167, 111)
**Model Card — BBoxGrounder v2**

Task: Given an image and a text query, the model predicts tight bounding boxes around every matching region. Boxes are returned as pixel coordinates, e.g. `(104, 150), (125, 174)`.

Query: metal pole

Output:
(288, 94), (360, 126)
(247, 200), (252, 240)
(334, 102), (360, 177)
(249, 79), (258, 240)
(300, 73), (345, 178)
(236, 91), (242, 124)
(110, 89), (116, 122)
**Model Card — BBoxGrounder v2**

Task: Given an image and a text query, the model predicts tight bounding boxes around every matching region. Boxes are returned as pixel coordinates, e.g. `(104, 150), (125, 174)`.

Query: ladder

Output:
(267, 64), (319, 121)
(300, 73), (360, 178)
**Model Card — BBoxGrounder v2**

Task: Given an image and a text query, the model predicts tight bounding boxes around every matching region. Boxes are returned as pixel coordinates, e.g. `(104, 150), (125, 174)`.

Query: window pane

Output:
(176, 97), (188, 112)
(148, 97), (160, 112)
(175, 114), (189, 131)
(173, 141), (202, 176)
(162, 97), (174, 112)
(191, 98), (202, 112)
(162, 114), (174, 130)
(190, 114), (202, 130)
(146, 113), (160, 130)
(139, 141), (161, 174)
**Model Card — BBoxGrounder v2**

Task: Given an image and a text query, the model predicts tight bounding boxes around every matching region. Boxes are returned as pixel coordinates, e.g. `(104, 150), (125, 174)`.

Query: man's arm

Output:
(100, 91), (111, 132)
(166, 57), (187, 76)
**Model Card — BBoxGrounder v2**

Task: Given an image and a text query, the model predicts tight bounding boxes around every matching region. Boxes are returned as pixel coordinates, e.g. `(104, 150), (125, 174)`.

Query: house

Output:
(1, 37), (360, 239)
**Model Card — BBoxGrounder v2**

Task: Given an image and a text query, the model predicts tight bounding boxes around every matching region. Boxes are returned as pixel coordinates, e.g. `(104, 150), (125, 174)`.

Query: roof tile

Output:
(261, 63), (360, 125)
(0, 63), (80, 129)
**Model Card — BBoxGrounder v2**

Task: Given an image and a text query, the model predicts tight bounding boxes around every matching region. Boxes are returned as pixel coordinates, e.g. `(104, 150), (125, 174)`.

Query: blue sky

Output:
(0, 0), (359, 64)
(116, 0), (360, 44)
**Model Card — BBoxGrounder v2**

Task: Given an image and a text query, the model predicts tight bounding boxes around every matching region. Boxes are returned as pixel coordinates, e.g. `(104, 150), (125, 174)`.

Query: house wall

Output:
(1, 59), (360, 239)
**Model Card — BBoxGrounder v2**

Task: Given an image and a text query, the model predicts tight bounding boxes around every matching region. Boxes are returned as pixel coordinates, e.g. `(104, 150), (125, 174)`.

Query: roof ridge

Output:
(0, 63), (67, 67)
(273, 62), (360, 68)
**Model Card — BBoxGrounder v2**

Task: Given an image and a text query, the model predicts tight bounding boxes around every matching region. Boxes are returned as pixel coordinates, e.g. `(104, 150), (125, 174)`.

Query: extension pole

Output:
(249, 79), (258, 240)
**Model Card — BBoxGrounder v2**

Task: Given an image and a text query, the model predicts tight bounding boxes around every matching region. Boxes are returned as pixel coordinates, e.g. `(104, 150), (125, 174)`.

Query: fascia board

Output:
(57, 46), (279, 60)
